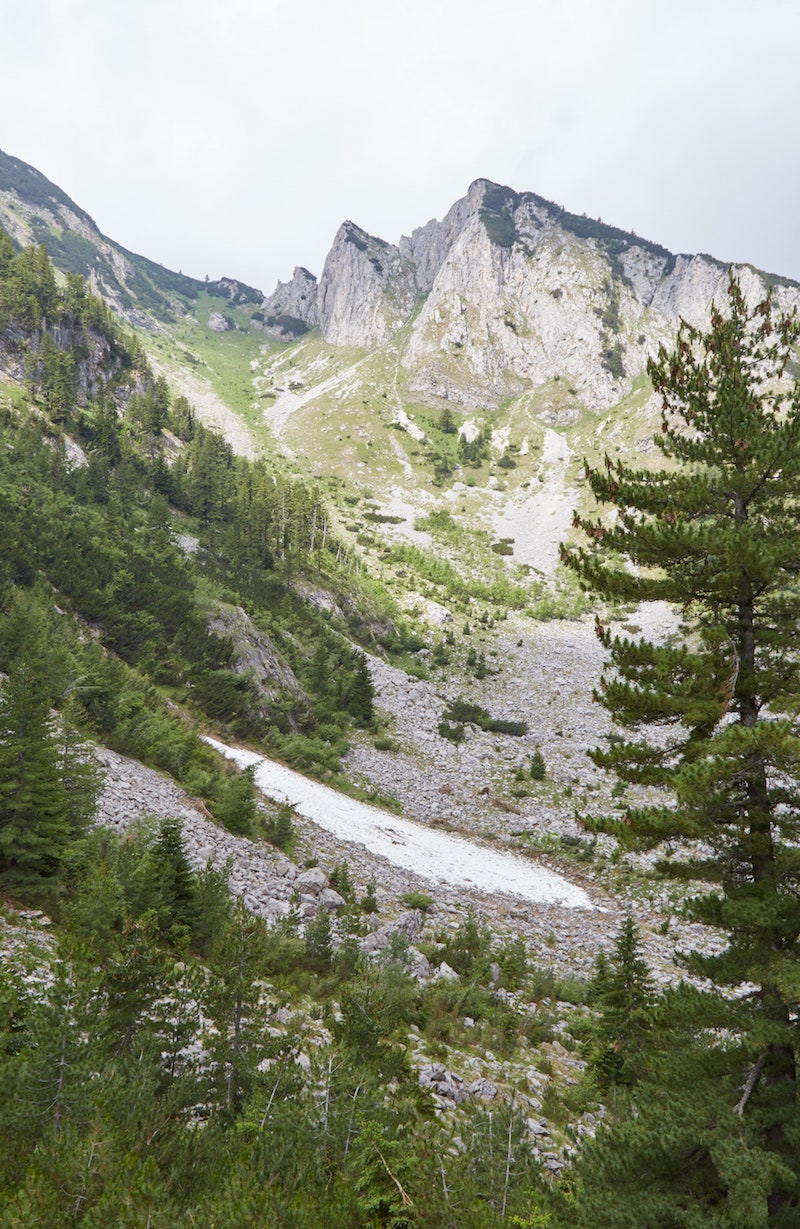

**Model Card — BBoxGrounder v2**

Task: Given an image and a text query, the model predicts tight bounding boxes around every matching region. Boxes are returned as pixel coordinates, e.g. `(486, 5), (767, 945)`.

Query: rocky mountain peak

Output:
(263, 176), (800, 413)
(313, 220), (417, 347)
(258, 266), (319, 337)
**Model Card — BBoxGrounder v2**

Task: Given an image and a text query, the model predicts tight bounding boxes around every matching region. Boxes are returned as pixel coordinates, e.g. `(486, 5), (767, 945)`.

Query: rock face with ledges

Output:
(315, 222), (417, 347)
(398, 183), (478, 292)
(205, 600), (304, 704)
(263, 177), (800, 413)
(259, 266), (319, 337)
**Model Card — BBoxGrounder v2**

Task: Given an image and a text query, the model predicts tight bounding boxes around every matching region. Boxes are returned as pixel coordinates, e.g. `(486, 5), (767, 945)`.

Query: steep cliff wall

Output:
(264, 178), (800, 412)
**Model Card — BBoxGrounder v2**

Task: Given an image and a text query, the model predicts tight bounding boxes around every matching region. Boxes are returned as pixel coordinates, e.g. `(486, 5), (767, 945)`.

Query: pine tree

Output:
(305, 904), (333, 972)
(439, 405), (457, 434)
(56, 706), (102, 840)
(347, 651), (375, 725)
(146, 816), (198, 945)
(586, 915), (656, 1092)
(215, 764), (258, 836)
(0, 664), (70, 890)
(563, 276), (800, 1218)
(205, 901), (270, 1117)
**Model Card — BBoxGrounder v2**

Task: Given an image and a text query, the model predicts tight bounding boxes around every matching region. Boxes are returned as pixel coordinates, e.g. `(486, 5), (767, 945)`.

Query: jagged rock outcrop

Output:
(400, 181), (800, 410)
(259, 266), (319, 338)
(0, 314), (143, 405)
(7, 147), (798, 417)
(205, 600), (306, 708)
(265, 177), (800, 413)
(262, 223), (419, 348)
(398, 184), (478, 291)
(315, 222), (417, 346)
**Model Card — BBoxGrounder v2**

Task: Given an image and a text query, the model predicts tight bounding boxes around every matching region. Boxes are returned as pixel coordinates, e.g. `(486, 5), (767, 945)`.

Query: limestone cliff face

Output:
(279, 178), (800, 412)
(261, 223), (418, 347)
(398, 183), (478, 292)
(401, 182), (800, 410)
(404, 199), (633, 408)
(260, 266), (319, 337)
(315, 222), (417, 347)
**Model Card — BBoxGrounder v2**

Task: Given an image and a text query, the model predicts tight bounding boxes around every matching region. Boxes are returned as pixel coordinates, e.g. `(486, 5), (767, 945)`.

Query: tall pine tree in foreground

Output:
(562, 277), (800, 1223)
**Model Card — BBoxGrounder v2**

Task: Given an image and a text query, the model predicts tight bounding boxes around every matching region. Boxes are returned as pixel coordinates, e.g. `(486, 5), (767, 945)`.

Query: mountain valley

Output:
(1, 147), (799, 1225)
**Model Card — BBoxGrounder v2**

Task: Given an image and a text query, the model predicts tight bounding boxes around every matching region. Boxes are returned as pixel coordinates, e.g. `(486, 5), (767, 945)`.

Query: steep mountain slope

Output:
(250, 178), (800, 598)
(263, 177), (800, 413)
(0, 148), (262, 324)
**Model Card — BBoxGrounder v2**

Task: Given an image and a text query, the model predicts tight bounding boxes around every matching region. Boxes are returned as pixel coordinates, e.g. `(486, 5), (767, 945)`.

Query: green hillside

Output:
(3, 163), (800, 1226)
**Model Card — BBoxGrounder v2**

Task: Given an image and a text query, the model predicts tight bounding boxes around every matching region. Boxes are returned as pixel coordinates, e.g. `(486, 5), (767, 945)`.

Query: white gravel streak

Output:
(488, 429), (577, 574)
(204, 738), (593, 910)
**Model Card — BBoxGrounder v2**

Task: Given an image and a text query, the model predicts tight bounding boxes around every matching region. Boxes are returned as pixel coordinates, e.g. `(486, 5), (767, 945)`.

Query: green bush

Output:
(264, 802), (294, 849)
(401, 890), (435, 912)
(437, 719), (465, 744)
(529, 750), (546, 780)
(480, 210), (516, 248)
(442, 697), (528, 737)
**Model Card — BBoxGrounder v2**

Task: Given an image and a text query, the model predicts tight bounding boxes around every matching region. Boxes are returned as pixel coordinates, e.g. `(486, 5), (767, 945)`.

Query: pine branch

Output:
(375, 1147), (413, 1207)
(733, 1054), (765, 1115)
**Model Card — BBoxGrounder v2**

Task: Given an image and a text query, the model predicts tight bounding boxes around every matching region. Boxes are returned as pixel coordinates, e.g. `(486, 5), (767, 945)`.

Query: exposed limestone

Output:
(204, 599), (305, 704)
(260, 266), (319, 337)
(265, 177), (800, 414)
(94, 746), (334, 926)
(398, 183), (479, 291)
(315, 222), (417, 347)
(147, 353), (260, 459)
(419, 1062), (471, 1105)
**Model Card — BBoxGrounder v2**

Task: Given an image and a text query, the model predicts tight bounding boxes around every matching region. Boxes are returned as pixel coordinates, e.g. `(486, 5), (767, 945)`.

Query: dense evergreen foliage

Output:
(0, 231), (397, 801)
(564, 277), (800, 1222)
(0, 813), (571, 1226)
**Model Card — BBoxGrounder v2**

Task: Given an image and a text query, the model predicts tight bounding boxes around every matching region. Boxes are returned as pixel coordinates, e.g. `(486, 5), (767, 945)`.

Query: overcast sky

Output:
(3, 0), (798, 294)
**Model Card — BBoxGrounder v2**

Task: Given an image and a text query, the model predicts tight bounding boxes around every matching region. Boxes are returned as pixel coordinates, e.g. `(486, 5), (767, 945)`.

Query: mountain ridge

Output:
(0, 147), (262, 325)
(263, 176), (800, 413)
(4, 147), (799, 422)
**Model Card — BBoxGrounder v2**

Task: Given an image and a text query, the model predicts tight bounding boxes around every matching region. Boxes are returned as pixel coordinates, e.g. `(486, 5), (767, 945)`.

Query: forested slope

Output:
(4, 178), (800, 1225)
(0, 231), (598, 1227)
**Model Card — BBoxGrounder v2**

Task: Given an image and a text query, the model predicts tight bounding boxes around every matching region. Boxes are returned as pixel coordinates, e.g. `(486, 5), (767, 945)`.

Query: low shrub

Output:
(442, 697), (528, 737)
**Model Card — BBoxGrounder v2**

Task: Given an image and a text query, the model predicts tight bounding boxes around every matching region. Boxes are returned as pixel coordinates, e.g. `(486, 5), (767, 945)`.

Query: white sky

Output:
(2, 0), (798, 293)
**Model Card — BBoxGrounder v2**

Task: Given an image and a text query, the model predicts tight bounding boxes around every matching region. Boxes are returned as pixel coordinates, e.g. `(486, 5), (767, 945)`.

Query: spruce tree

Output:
(586, 915), (656, 1092)
(146, 816), (198, 944)
(347, 651), (375, 725)
(0, 663), (70, 889)
(305, 903), (333, 972)
(56, 706), (102, 840)
(563, 276), (800, 1218)
(205, 901), (270, 1117)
